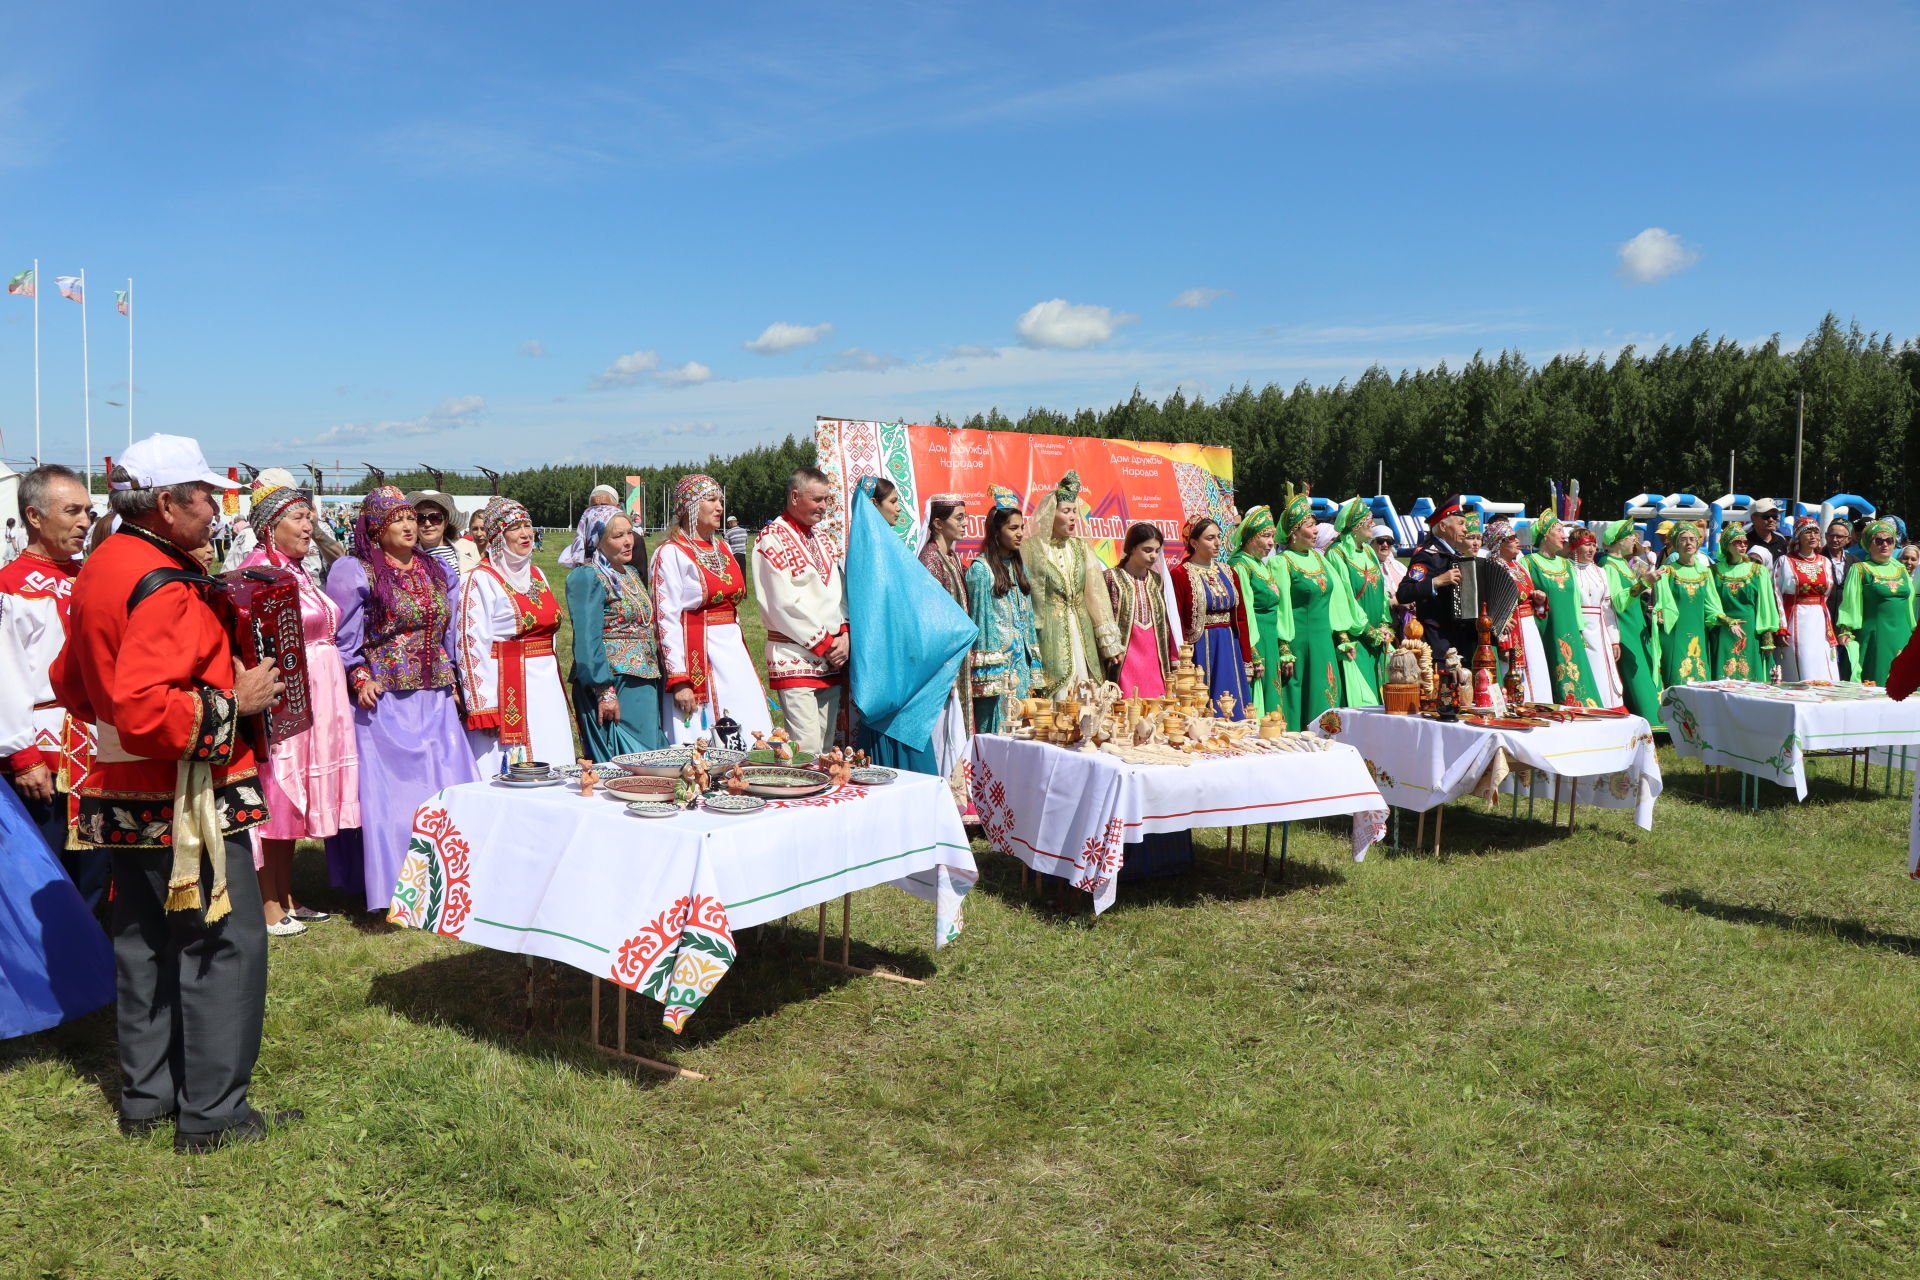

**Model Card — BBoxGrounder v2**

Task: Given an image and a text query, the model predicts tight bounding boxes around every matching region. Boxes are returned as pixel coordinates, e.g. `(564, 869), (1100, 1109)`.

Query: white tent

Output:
(0, 458), (18, 529)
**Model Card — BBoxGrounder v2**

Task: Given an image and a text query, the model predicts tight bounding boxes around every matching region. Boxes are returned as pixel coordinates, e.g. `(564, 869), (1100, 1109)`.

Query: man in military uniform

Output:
(1396, 494), (1475, 668)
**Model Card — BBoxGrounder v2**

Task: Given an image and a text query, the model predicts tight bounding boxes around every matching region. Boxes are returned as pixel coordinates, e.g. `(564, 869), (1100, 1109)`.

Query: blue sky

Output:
(2, 1), (1916, 476)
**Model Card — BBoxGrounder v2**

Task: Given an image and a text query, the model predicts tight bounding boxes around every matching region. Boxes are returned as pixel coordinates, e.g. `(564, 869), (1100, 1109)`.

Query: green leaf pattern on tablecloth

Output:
(611, 893), (737, 1033)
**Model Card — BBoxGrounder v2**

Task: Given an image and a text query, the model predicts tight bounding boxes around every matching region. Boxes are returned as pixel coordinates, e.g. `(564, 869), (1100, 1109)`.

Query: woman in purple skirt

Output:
(323, 487), (477, 912)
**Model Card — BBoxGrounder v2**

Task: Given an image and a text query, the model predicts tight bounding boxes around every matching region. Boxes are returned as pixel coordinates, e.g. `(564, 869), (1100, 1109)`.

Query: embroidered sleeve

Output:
(188, 686), (239, 766)
(110, 581), (231, 762)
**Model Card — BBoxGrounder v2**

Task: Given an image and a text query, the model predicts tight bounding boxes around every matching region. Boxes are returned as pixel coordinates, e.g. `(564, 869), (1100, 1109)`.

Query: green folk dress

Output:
(1229, 551), (1283, 719)
(1602, 558), (1664, 728)
(1528, 552), (1601, 706)
(1655, 561), (1726, 688)
(1711, 562), (1781, 682)
(1272, 548), (1371, 731)
(1327, 537), (1393, 700)
(1837, 560), (1918, 685)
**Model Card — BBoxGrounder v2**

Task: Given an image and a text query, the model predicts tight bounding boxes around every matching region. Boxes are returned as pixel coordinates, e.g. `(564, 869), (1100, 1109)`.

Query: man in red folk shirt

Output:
(51, 434), (301, 1153)
(1, 464), (103, 913)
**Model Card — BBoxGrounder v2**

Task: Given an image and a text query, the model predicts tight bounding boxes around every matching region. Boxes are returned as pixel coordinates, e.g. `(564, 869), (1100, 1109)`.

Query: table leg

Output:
(816, 903), (828, 962)
(587, 977), (707, 1081)
(810, 891), (927, 986)
(1432, 804), (1444, 856)
(1551, 777), (1561, 828)
(1416, 809), (1426, 851)
(1566, 782), (1576, 834)
(1281, 821), (1291, 873)
(1261, 822), (1273, 876)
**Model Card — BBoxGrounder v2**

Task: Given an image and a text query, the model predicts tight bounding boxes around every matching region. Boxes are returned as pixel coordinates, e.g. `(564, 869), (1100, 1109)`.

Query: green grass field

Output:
(6, 543), (1920, 1277)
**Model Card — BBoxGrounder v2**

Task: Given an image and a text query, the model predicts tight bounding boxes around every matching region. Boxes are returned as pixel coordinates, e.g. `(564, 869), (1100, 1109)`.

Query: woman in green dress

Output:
(1227, 505), (1282, 718)
(1837, 517), (1917, 685)
(1710, 525), (1780, 681)
(1270, 493), (1372, 729)
(1654, 521), (1730, 688)
(1600, 519), (1664, 727)
(1327, 496), (1395, 700)
(1526, 511), (1601, 706)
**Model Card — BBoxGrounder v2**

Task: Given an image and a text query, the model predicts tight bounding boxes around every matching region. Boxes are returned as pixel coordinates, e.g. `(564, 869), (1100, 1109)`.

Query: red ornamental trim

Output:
(411, 805), (473, 936)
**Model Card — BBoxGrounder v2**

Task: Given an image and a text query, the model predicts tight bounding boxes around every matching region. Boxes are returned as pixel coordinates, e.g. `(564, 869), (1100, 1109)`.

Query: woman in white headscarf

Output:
(560, 484), (623, 570)
(650, 474), (773, 746)
(455, 497), (574, 774)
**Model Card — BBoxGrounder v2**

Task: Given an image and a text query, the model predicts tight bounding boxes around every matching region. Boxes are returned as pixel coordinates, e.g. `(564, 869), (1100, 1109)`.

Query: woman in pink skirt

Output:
(239, 479), (361, 936)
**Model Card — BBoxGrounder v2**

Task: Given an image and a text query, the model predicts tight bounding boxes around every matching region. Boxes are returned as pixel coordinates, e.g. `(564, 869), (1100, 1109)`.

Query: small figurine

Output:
(768, 728), (795, 764)
(751, 730), (771, 755)
(1214, 691), (1237, 720)
(724, 762), (750, 795)
(576, 756), (600, 798)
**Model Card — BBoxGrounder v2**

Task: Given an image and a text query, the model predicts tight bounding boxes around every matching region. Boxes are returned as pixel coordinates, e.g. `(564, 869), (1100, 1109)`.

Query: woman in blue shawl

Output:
(848, 477), (978, 773)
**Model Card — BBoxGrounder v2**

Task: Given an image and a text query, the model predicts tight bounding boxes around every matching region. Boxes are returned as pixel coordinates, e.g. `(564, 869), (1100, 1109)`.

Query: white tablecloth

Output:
(387, 773), (976, 1031)
(1313, 707), (1662, 829)
(1662, 682), (1920, 800)
(968, 735), (1387, 915)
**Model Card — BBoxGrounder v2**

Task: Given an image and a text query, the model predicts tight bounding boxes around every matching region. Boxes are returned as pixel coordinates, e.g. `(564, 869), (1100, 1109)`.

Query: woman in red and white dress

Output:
(456, 497), (574, 774)
(1491, 520), (1552, 703)
(1775, 517), (1841, 682)
(651, 474), (773, 746)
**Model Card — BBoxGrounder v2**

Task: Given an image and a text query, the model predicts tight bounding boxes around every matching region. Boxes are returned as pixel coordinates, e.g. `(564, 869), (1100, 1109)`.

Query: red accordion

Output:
(213, 566), (313, 744)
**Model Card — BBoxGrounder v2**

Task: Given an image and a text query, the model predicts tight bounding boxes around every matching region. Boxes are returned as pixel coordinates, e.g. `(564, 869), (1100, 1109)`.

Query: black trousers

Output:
(1421, 618), (1479, 674)
(110, 834), (268, 1134)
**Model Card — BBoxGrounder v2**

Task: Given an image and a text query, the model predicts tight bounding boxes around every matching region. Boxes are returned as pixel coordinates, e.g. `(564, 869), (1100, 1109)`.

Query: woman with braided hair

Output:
(1170, 515), (1254, 719)
(1711, 525), (1779, 682)
(1656, 520), (1730, 689)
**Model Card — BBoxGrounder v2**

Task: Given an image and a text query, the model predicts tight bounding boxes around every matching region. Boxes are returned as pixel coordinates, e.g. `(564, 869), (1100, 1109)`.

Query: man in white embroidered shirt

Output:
(751, 467), (848, 756)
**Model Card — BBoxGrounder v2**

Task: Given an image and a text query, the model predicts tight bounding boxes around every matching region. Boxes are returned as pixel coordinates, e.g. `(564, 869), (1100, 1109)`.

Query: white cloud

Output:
(292, 394), (485, 447)
(594, 350), (662, 387)
(1617, 227), (1700, 286)
(1171, 287), (1229, 309)
(519, 339), (546, 358)
(827, 347), (904, 372)
(658, 360), (713, 387)
(948, 344), (1001, 359)
(744, 321), (832, 354)
(1015, 299), (1136, 350)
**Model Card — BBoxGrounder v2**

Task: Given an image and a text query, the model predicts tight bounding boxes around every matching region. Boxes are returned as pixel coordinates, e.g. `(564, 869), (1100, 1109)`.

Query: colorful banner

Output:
(814, 418), (1234, 563)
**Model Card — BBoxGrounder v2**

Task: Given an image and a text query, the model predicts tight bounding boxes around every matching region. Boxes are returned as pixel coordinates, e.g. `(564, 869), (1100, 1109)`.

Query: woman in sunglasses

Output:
(1836, 518), (1916, 686)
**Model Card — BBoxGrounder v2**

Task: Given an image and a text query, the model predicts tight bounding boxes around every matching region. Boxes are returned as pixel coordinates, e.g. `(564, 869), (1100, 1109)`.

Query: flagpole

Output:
(80, 268), (92, 496)
(125, 277), (134, 445)
(32, 258), (41, 464)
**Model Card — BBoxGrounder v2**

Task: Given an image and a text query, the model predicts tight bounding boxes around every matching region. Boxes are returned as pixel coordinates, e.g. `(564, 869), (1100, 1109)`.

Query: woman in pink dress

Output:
(238, 479), (361, 936)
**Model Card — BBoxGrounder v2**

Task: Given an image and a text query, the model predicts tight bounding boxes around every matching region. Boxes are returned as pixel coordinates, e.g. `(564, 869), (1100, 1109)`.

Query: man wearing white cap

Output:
(51, 433), (300, 1153)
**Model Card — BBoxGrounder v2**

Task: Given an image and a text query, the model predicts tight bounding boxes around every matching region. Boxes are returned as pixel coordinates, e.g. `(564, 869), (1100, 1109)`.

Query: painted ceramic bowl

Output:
(736, 766), (833, 798)
(603, 775), (678, 801)
(848, 767), (896, 785)
(625, 801), (680, 819)
(610, 746), (749, 778)
(702, 794), (767, 815)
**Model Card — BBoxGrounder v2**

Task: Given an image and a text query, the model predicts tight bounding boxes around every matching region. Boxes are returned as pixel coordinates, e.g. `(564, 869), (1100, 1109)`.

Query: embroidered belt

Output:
(1786, 594), (1827, 604)
(705, 605), (738, 626)
(490, 635), (556, 747)
(1203, 611), (1235, 625)
(33, 699), (60, 710)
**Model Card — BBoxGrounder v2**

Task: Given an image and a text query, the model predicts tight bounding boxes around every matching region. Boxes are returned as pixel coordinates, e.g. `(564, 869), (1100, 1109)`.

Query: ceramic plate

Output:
(555, 762), (619, 780)
(625, 801), (680, 819)
(736, 766), (833, 798)
(702, 794), (767, 815)
(493, 775), (564, 789)
(610, 746), (750, 777)
(849, 767), (897, 785)
(602, 775), (678, 801)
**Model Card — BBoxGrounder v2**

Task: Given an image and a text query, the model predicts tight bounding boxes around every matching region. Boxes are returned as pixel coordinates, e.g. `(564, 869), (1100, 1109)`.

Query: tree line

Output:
(351, 315), (1917, 528)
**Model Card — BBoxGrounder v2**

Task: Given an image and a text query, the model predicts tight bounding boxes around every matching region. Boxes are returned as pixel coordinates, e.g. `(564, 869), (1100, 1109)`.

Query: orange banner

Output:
(815, 419), (1234, 563)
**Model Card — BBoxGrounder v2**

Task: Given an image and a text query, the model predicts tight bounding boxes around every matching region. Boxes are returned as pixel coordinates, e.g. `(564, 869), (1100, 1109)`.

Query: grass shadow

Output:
(0, 1004), (121, 1113)
(969, 824), (1349, 919)
(1660, 888), (1920, 957)
(366, 917), (934, 1072)
(1371, 800), (1600, 861)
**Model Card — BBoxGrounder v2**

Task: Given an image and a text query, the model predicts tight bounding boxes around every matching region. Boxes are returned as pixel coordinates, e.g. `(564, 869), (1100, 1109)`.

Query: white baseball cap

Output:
(110, 434), (235, 491)
(1750, 498), (1782, 516)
